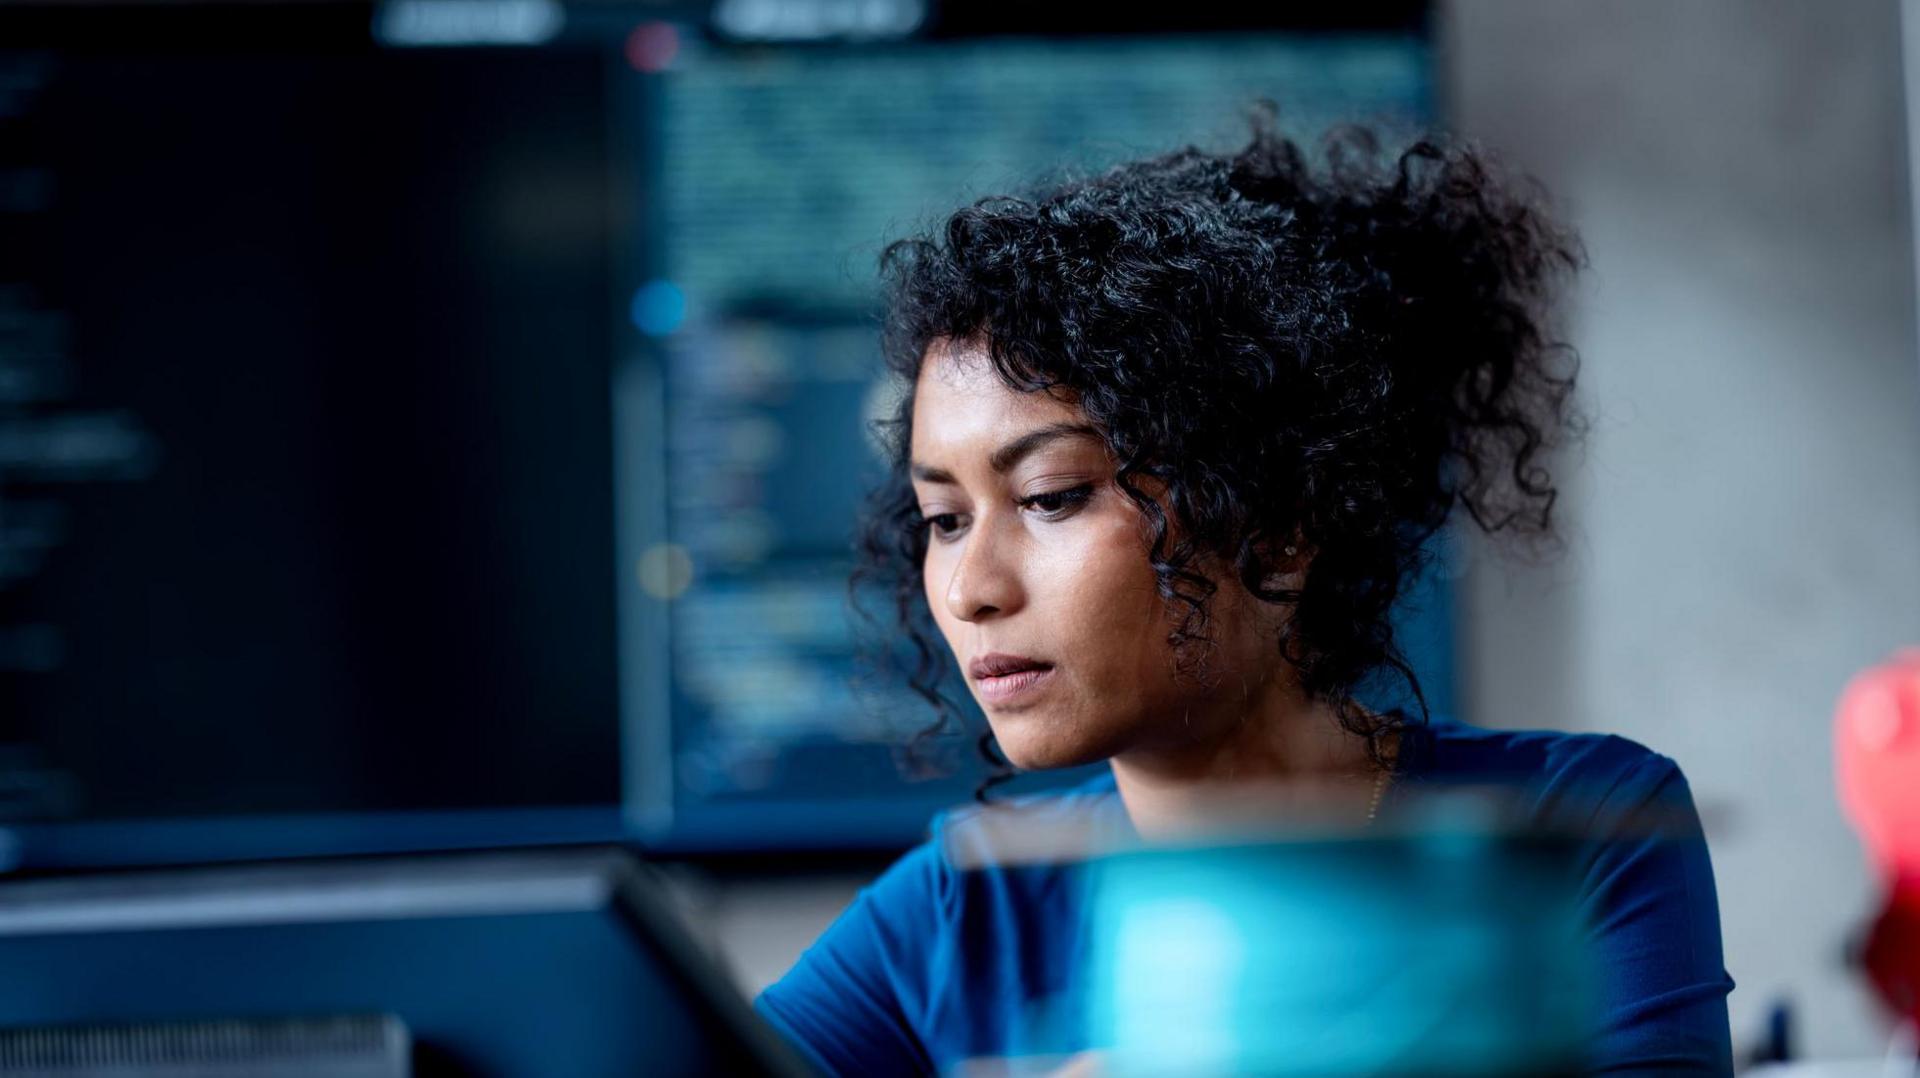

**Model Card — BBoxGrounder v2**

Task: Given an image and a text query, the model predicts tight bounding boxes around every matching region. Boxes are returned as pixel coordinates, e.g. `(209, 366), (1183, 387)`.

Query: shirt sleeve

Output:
(753, 837), (952, 1077)
(1575, 750), (1737, 1074)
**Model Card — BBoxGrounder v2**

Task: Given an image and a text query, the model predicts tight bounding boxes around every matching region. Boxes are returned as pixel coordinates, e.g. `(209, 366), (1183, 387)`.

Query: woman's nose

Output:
(943, 521), (1023, 623)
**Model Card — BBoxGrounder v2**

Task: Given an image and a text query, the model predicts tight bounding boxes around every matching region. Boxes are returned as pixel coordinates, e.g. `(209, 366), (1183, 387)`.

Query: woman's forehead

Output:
(911, 337), (1087, 459)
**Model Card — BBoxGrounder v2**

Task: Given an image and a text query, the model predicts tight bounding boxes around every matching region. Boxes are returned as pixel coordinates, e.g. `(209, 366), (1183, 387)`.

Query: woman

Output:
(754, 110), (1735, 1075)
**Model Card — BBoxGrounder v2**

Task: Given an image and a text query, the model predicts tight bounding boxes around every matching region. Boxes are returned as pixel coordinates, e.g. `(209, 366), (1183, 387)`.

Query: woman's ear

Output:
(1253, 530), (1311, 593)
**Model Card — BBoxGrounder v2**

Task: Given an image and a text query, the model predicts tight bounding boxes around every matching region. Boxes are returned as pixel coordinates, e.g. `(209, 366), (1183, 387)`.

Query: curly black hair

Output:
(851, 103), (1584, 798)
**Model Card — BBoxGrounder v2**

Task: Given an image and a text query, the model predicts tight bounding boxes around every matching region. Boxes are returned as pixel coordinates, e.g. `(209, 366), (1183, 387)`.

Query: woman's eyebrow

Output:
(910, 422), (1100, 484)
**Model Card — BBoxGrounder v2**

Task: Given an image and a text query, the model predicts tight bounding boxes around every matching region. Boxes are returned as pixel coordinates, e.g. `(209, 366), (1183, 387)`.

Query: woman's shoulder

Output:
(1416, 712), (1676, 769)
(1405, 714), (1694, 831)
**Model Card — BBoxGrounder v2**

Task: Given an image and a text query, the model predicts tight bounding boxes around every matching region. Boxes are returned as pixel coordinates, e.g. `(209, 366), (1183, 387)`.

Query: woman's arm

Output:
(1577, 752), (1737, 1074)
(754, 840), (951, 1077)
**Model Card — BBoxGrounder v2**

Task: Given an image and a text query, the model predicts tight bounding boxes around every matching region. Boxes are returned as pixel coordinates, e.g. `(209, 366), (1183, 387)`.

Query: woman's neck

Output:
(1106, 688), (1393, 842)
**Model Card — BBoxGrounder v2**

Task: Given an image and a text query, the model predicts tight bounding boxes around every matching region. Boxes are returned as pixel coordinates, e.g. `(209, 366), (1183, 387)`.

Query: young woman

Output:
(753, 111), (1736, 1075)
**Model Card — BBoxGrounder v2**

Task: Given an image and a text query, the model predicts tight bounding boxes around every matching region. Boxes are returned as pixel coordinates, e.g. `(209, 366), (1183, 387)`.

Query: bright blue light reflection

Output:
(630, 280), (687, 337)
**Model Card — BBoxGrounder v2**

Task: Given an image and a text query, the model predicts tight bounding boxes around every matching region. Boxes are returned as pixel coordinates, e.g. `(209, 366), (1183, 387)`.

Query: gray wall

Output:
(1445, 0), (1920, 1060)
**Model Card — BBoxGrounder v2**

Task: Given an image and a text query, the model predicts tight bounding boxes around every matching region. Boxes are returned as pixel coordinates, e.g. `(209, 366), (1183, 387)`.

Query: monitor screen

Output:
(0, 3), (1444, 865)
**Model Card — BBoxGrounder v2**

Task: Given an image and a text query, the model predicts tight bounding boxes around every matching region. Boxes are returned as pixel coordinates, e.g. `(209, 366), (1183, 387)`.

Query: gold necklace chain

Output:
(1365, 766), (1391, 827)
(1363, 724), (1401, 828)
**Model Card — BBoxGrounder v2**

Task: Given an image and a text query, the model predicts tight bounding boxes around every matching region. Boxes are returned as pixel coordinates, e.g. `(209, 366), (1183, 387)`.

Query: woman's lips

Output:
(975, 664), (1056, 706)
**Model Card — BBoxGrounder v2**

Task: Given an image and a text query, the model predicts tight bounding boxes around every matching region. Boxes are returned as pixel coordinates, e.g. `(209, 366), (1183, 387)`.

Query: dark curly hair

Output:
(851, 103), (1585, 799)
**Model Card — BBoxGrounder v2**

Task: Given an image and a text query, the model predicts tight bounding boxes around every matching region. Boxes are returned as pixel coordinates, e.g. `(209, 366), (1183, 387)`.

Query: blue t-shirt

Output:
(755, 717), (1736, 1075)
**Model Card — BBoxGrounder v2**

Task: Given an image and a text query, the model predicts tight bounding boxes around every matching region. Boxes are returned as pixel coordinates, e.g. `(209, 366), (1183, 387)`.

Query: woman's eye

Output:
(923, 512), (963, 540)
(1019, 484), (1094, 519)
(916, 486), (1090, 539)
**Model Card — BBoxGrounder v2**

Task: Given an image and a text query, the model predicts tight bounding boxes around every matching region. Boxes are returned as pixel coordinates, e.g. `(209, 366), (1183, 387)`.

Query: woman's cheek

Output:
(1069, 513), (1164, 614)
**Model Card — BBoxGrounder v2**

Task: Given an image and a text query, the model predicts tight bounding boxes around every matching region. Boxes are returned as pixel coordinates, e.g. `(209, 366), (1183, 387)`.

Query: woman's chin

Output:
(989, 726), (1116, 772)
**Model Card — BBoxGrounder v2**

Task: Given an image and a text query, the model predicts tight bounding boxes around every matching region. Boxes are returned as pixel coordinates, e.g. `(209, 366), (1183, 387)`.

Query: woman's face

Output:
(909, 336), (1284, 771)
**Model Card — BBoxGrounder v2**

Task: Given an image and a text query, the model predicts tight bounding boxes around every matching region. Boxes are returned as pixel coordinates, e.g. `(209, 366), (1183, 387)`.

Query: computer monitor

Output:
(0, 845), (812, 1077)
(0, 3), (1444, 865)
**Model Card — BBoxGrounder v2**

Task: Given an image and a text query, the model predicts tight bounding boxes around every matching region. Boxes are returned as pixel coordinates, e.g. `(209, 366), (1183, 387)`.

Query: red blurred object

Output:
(1836, 647), (1920, 880)
(1862, 882), (1920, 1027)
(1836, 648), (1920, 1026)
